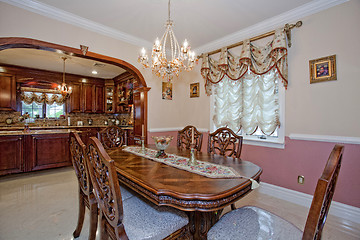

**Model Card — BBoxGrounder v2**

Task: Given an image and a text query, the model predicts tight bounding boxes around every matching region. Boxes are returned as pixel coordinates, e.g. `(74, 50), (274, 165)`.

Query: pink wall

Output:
(148, 132), (360, 208)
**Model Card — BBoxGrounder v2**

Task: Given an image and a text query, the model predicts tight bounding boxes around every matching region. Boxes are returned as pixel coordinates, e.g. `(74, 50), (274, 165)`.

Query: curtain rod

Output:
(199, 21), (302, 58)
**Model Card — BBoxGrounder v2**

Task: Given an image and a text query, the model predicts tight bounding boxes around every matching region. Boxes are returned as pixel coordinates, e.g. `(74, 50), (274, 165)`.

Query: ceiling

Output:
(0, 49), (126, 79)
(0, 0), (345, 77)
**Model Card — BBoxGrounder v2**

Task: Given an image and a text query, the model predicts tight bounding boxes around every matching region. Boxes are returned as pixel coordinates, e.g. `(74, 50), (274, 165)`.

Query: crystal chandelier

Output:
(138, 0), (196, 81)
(57, 57), (72, 97)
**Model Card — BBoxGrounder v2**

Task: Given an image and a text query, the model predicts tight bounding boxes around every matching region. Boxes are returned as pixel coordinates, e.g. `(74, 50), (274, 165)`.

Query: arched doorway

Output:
(0, 37), (150, 142)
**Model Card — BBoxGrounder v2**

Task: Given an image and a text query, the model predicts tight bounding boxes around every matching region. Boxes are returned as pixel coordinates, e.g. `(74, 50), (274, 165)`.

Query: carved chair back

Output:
(87, 137), (126, 238)
(302, 144), (344, 240)
(177, 125), (203, 151)
(98, 126), (127, 149)
(208, 127), (243, 158)
(70, 132), (91, 196)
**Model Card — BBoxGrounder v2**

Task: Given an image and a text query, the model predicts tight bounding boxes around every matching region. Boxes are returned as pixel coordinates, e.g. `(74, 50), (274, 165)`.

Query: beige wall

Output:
(286, 0), (360, 137)
(0, 2), (209, 131)
(1, 1), (359, 137)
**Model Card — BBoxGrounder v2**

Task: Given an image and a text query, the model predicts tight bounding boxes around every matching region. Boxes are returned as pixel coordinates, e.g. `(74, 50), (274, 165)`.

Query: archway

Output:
(0, 37), (150, 141)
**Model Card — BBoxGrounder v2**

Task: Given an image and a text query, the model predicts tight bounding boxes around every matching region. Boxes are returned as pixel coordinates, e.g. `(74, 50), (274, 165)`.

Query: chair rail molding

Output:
(289, 134), (360, 145)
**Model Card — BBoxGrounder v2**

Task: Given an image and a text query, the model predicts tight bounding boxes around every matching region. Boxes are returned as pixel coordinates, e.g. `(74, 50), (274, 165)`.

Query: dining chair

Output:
(208, 127), (243, 210)
(98, 126), (127, 149)
(177, 125), (203, 151)
(207, 144), (345, 240)
(69, 132), (98, 240)
(208, 127), (243, 159)
(86, 136), (190, 240)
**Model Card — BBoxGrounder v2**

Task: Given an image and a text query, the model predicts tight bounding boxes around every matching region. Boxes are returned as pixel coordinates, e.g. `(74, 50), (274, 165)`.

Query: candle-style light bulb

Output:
(141, 47), (146, 57)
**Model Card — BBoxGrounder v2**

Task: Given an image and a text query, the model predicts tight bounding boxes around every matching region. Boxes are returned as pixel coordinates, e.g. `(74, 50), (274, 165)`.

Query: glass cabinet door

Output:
(105, 86), (114, 113)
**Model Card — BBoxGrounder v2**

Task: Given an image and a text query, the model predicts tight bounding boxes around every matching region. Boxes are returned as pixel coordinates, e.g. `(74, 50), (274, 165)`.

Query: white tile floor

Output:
(0, 167), (359, 240)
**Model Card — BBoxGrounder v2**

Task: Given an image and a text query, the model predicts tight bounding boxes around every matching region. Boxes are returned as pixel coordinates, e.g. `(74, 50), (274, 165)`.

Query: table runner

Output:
(122, 146), (259, 189)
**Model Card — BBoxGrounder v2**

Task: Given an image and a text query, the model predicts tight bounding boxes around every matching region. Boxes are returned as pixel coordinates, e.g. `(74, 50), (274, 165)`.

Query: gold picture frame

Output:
(190, 83), (199, 98)
(162, 82), (172, 100)
(309, 55), (337, 84)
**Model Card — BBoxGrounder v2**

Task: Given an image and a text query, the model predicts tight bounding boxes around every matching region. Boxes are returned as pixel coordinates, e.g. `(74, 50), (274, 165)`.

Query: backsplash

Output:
(0, 111), (132, 127)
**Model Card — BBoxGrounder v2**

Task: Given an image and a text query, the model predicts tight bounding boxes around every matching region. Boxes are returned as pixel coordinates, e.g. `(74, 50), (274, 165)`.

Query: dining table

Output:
(106, 144), (262, 240)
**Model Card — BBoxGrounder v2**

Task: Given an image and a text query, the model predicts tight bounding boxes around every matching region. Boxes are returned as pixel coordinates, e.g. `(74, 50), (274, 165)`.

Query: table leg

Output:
(186, 209), (223, 240)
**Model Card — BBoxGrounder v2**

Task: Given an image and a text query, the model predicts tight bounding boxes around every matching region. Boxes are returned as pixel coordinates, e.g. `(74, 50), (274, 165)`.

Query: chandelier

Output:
(138, 0), (196, 81)
(57, 57), (72, 97)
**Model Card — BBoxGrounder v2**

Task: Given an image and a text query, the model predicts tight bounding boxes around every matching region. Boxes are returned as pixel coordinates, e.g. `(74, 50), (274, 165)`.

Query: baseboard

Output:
(259, 182), (360, 224)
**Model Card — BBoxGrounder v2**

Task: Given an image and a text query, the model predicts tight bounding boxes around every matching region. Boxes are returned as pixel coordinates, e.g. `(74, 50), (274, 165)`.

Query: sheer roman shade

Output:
(202, 28), (287, 136)
(213, 71), (280, 135)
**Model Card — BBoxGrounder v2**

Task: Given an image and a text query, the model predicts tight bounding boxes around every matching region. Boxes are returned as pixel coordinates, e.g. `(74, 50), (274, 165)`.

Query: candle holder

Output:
(189, 144), (198, 166)
(141, 136), (146, 154)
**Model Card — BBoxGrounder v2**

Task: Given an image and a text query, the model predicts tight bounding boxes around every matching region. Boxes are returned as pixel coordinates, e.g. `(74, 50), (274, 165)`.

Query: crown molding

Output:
(2, 0), (349, 53)
(1, 0), (153, 49)
(194, 0), (349, 54)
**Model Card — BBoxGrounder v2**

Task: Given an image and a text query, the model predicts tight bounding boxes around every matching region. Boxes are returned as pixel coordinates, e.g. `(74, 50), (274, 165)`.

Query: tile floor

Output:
(0, 167), (359, 240)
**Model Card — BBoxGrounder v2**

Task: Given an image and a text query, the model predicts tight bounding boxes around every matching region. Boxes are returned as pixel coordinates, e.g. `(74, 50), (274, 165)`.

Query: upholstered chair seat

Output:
(207, 206), (302, 240)
(119, 196), (189, 240)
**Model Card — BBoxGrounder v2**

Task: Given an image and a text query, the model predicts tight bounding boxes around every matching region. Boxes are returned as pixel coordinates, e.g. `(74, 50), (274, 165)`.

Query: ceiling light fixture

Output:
(92, 70), (98, 75)
(58, 57), (72, 97)
(138, 0), (196, 81)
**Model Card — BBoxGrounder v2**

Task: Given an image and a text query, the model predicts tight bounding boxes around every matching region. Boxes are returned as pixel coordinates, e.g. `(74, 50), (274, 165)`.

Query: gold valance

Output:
(201, 28), (288, 95)
(20, 87), (67, 105)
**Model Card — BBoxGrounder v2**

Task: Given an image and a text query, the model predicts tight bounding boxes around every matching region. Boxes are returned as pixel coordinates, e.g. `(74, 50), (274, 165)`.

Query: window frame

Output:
(209, 79), (285, 149)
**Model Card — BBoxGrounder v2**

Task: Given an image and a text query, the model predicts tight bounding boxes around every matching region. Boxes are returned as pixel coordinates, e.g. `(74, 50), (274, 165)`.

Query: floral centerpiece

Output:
(151, 136), (173, 158)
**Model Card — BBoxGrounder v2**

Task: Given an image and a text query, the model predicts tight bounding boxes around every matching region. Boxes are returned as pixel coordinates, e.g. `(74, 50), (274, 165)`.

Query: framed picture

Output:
(162, 82), (172, 100)
(190, 83), (199, 98)
(309, 55), (337, 84)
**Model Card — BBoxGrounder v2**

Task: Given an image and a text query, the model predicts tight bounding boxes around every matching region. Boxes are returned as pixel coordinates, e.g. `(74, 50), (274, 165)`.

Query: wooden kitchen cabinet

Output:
(0, 135), (24, 175)
(0, 73), (16, 111)
(76, 127), (99, 146)
(68, 82), (82, 113)
(26, 133), (71, 172)
(83, 83), (94, 113)
(94, 85), (104, 113)
(68, 82), (105, 114)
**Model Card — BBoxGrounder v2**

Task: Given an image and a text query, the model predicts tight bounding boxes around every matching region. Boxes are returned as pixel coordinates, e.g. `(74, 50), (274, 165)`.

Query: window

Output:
(21, 101), (65, 118)
(210, 70), (285, 148)
(20, 92), (65, 118)
(22, 102), (44, 118)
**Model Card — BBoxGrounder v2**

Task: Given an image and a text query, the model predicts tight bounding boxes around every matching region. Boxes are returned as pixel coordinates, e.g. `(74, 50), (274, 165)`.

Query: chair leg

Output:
(88, 197), (98, 240)
(73, 189), (86, 238)
(231, 203), (236, 210)
(100, 214), (108, 240)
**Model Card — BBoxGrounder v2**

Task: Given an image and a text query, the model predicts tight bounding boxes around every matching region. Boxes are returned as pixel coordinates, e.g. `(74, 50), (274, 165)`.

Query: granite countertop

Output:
(0, 125), (134, 131)
(0, 129), (79, 136)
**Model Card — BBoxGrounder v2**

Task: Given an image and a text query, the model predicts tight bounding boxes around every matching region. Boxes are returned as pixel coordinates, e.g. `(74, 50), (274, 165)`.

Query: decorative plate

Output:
(5, 118), (13, 125)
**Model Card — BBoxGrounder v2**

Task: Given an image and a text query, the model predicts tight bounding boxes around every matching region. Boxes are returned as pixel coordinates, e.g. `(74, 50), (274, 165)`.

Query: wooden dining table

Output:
(106, 145), (262, 240)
